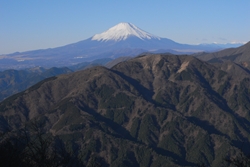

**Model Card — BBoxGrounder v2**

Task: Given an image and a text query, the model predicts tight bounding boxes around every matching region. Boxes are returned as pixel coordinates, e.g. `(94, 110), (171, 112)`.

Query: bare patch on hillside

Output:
(177, 61), (189, 73)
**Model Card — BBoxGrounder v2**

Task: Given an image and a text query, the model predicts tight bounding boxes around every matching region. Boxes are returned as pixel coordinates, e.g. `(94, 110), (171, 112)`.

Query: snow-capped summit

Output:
(3, 22), (240, 70)
(91, 22), (161, 41)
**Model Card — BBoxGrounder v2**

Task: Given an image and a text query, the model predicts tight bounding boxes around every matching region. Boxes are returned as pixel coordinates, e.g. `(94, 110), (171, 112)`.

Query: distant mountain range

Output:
(1, 53), (250, 166)
(0, 40), (248, 110)
(0, 22), (243, 70)
(1, 21), (250, 166)
(195, 41), (250, 63)
(0, 67), (72, 102)
(0, 58), (111, 101)
(0, 42), (249, 102)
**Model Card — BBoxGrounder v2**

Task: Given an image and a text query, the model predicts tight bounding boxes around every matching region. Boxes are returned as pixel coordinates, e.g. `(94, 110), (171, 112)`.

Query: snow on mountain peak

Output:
(91, 22), (160, 41)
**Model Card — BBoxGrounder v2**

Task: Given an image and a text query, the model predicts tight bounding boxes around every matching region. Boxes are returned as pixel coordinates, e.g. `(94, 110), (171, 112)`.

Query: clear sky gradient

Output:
(1, 0), (249, 54)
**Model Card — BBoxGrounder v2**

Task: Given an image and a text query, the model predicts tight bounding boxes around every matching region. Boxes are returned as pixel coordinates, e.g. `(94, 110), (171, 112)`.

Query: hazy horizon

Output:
(1, 1), (249, 54)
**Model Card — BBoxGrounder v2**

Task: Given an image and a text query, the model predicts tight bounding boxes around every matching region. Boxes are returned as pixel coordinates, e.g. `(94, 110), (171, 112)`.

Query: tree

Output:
(0, 119), (84, 167)
(225, 152), (250, 167)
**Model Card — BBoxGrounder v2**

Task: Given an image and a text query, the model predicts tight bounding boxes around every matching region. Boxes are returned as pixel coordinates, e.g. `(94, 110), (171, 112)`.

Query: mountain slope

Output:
(0, 67), (72, 101)
(196, 41), (250, 63)
(1, 54), (250, 166)
(0, 58), (112, 102)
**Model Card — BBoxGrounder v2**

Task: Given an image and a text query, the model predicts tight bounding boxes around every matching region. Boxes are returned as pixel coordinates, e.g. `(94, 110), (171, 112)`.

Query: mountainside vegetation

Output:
(195, 41), (250, 63)
(0, 58), (112, 102)
(0, 67), (72, 102)
(1, 54), (250, 166)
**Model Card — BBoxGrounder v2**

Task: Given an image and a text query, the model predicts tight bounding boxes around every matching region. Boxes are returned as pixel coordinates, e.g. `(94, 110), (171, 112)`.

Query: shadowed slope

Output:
(1, 54), (250, 166)
(196, 41), (250, 63)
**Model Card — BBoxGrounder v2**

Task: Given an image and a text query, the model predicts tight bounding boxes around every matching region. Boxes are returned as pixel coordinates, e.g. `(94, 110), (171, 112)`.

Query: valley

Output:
(0, 22), (249, 166)
(1, 51), (250, 166)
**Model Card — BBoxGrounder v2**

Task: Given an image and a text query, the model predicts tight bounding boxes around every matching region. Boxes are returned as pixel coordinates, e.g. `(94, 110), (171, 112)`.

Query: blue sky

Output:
(1, 0), (249, 54)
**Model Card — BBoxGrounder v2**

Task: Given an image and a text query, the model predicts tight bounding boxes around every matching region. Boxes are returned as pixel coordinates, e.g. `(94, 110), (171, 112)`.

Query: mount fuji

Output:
(0, 22), (243, 70)
(92, 22), (161, 41)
